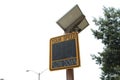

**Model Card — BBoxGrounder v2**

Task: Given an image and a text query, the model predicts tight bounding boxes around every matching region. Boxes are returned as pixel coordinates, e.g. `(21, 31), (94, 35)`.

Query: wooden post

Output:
(66, 69), (74, 80)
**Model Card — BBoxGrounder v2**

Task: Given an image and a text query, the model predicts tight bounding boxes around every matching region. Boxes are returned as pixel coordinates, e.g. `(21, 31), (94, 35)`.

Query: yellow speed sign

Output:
(49, 32), (80, 71)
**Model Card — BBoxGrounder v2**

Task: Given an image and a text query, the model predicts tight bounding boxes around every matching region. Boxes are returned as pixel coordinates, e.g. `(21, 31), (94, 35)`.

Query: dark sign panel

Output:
(49, 32), (80, 71)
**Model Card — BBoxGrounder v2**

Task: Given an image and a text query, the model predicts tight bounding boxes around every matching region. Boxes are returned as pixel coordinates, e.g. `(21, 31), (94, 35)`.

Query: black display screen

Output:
(52, 39), (76, 60)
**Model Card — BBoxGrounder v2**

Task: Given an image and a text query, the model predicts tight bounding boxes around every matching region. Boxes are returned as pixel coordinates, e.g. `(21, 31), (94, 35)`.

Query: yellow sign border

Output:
(49, 32), (80, 71)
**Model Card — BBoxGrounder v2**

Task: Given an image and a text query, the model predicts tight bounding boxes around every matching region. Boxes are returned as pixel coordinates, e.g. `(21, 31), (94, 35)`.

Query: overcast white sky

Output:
(0, 0), (119, 80)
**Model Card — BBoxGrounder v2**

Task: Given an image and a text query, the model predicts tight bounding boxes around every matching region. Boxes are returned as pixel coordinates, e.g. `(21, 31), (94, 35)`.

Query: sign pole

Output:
(65, 30), (74, 80)
(66, 69), (74, 80)
(55, 4), (89, 80)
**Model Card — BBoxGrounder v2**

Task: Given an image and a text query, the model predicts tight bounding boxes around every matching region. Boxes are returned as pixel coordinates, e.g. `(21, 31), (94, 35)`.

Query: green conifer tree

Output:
(91, 7), (120, 80)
